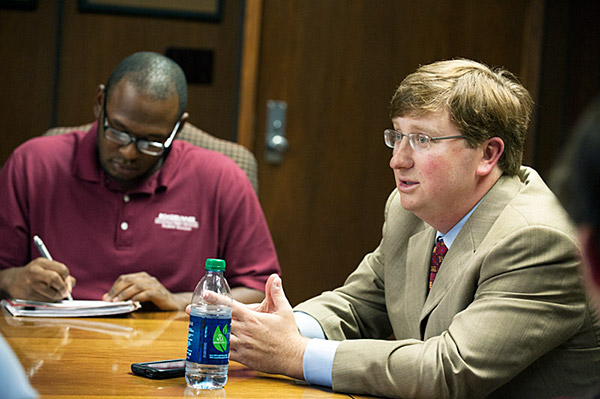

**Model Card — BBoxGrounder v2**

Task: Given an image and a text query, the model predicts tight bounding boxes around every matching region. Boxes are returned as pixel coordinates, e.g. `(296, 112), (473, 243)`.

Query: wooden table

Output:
(0, 309), (356, 399)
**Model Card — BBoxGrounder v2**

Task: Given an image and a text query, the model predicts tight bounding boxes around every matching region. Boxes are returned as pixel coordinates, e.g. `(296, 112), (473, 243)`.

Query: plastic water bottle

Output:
(185, 258), (233, 390)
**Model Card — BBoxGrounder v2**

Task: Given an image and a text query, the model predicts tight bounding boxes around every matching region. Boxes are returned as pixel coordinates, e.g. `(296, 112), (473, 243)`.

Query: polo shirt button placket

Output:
(116, 194), (133, 247)
(121, 195), (130, 234)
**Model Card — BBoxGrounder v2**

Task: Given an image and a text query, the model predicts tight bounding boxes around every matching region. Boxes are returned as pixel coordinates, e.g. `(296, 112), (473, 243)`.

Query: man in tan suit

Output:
(203, 59), (600, 398)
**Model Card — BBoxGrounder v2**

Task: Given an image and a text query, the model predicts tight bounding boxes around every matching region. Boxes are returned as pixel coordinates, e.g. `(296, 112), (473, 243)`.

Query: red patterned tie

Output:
(429, 237), (448, 291)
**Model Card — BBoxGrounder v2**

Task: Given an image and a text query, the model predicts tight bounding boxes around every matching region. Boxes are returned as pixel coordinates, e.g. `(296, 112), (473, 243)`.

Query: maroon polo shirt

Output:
(0, 123), (280, 299)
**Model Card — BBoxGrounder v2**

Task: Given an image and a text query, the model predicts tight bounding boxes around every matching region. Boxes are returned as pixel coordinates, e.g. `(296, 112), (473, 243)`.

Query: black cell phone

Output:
(131, 359), (186, 379)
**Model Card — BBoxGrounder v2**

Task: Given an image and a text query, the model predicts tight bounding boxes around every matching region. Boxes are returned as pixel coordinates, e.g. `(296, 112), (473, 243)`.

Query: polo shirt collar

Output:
(73, 121), (176, 194)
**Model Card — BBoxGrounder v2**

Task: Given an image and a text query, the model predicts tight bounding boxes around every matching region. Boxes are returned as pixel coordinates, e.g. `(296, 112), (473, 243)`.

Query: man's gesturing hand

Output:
(202, 274), (309, 380)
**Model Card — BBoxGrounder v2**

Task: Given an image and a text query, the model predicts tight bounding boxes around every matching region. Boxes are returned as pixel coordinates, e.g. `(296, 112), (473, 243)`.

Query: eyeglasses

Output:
(103, 107), (180, 156)
(383, 129), (466, 151)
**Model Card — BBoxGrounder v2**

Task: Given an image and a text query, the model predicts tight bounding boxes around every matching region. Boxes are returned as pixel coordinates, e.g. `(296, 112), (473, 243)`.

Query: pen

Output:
(33, 235), (73, 301)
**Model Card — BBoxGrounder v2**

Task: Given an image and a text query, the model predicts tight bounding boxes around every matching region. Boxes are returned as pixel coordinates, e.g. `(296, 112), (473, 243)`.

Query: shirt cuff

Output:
(294, 311), (326, 339)
(303, 338), (340, 388)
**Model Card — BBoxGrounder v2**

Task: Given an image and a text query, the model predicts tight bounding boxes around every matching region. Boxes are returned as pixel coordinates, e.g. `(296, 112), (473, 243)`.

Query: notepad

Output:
(1, 299), (141, 317)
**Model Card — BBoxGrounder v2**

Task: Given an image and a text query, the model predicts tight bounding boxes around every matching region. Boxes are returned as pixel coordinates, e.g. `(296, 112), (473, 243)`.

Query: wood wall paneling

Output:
(1, 1), (244, 166)
(0, 1), (58, 165)
(237, 0), (263, 151)
(519, 0), (545, 167)
(533, 0), (570, 177)
(533, 0), (600, 177)
(56, 0), (243, 142)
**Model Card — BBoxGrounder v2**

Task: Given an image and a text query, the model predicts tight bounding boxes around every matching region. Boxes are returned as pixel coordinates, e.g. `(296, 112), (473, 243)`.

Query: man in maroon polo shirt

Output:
(0, 52), (280, 309)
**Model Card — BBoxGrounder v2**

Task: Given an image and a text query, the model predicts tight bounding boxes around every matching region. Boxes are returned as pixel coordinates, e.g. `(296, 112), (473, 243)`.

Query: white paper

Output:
(1, 299), (141, 317)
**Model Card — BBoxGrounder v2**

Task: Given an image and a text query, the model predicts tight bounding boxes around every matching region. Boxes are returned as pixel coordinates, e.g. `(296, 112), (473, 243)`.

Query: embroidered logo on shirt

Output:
(154, 213), (199, 231)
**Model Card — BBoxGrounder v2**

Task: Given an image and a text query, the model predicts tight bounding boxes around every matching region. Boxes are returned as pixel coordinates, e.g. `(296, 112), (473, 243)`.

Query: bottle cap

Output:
(205, 258), (226, 271)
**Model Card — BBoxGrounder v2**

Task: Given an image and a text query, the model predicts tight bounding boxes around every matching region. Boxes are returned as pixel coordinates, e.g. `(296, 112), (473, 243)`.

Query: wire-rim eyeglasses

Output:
(383, 129), (466, 151)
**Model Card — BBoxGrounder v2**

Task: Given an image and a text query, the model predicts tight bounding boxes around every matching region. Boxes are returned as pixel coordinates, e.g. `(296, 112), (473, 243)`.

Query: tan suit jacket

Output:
(295, 167), (600, 398)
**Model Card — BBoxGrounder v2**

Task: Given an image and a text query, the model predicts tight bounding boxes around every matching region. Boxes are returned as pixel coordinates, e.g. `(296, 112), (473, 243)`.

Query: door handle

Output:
(267, 133), (288, 153)
(265, 100), (288, 164)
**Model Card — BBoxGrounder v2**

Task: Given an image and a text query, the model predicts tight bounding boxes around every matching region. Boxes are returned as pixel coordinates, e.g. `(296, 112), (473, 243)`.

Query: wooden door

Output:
(251, 0), (534, 306)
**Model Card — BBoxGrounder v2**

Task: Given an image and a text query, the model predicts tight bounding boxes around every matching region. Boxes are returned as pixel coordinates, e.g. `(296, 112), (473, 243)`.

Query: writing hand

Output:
(103, 271), (184, 310)
(202, 273), (309, 379)
(0, 258), (75, 301)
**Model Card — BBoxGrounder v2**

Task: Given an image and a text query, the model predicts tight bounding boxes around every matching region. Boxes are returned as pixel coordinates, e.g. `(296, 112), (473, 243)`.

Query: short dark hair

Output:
(105, 51), (188, 120)
(552, 95), (600, 233)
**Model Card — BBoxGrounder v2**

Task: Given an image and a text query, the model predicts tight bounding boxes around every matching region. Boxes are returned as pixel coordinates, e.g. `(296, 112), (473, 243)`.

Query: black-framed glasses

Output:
(102, 106), (180, 156)
(383, 129), (466, 151)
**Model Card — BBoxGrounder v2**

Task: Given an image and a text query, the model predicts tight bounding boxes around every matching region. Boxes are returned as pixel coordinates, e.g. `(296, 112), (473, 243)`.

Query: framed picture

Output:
(0, 0), (37, 10)
(78, 0), (222, 22)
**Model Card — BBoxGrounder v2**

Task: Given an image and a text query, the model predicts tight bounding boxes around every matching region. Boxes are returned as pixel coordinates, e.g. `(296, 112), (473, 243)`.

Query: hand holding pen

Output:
(33, 235), (74, 301)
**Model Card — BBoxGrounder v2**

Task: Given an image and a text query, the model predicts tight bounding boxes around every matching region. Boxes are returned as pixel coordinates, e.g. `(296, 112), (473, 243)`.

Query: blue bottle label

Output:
(186, 314), (231, 365)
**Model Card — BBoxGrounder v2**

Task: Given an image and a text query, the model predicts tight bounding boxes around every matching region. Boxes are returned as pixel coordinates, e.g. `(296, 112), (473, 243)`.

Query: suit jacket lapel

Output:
(406, 227), (437, 307)
(418, 173), (523, 323)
